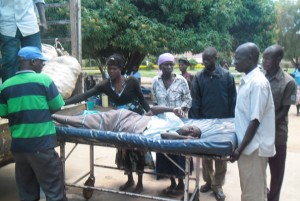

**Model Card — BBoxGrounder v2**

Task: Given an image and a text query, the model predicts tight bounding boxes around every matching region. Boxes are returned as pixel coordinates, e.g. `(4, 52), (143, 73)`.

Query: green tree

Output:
(44, 0), (71, 50)
(81, 0), (241, 72)
(276, 0), (300, 68)
(45, 0), (276, 73)
(230, 0), (277, 50)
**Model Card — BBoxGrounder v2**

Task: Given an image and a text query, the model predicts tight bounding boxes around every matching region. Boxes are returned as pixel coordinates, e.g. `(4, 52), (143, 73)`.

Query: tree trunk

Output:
(123, 51), (146, 75)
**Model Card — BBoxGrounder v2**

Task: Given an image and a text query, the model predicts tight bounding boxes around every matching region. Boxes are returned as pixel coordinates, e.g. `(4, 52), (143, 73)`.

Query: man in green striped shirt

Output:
(0, 46), (67, 201)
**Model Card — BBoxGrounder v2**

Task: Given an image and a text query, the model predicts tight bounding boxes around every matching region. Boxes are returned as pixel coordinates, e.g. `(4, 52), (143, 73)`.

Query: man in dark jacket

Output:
(189, 47), (236, 201)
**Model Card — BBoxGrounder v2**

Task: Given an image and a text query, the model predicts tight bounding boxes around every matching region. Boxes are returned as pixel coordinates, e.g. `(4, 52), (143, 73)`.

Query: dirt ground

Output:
(0, 102), (300, 201)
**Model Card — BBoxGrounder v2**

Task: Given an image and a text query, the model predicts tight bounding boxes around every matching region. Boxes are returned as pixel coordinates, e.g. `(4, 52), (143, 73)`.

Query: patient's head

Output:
(177, 125), (201, 138)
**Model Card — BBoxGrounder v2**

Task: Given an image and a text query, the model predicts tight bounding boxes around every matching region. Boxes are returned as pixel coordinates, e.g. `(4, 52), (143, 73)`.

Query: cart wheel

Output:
(83, 175), (95, 200)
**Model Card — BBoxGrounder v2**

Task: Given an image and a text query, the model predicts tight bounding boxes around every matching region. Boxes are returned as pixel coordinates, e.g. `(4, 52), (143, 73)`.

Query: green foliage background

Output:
(275, 0), (300, 67)
(44, 0), (279, 71)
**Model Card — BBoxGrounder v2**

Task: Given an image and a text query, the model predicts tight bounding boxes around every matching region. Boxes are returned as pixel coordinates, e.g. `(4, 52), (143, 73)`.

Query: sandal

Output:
(162, 186), (175, 195)
(119, 180), (134, 191)
(213, 189), (226, 201)
(132, 184), (143, 194)
(169, 187), (184, 197)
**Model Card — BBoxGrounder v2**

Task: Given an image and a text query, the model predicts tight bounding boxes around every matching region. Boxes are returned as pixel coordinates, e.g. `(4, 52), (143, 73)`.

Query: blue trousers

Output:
(0, 29), (41, 82)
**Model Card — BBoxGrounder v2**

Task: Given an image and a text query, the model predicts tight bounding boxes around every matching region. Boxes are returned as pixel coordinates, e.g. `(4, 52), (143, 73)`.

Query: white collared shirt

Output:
(0, 0), (44, 37)
(235, 67), (276, 157)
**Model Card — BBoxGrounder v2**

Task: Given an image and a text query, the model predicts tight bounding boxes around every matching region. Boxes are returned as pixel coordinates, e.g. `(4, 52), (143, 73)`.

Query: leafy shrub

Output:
(139, 62), (158, 70)
(194, 63), (205, 69)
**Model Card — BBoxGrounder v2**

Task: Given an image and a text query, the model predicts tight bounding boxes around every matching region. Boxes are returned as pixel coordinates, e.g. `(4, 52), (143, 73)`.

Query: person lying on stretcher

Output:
(52, 106), (201, 139)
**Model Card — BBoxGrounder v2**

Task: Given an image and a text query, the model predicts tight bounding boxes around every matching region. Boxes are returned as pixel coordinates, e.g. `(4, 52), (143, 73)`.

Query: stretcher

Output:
(56, 117), (237, 201)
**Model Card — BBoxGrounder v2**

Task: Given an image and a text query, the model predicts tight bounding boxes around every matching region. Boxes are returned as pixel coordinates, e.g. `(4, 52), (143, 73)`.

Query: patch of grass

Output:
(82, 65), (297, 85)
(82, 66), (244, 82)
(139, 69), (200, 78)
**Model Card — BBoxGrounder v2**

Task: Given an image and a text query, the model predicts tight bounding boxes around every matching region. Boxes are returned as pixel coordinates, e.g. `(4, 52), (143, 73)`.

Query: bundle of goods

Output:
(41, 43), (81, 99)
(42, 44), (58, 60)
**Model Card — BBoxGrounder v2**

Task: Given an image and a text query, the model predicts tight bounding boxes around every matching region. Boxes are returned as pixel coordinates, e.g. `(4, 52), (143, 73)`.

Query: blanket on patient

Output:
(53, 109), (151, 134)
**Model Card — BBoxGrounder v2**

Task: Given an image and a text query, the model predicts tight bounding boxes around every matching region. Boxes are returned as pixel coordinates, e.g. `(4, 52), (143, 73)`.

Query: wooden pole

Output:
(69, 0), (78, 60)
(77, 0), (82, 65)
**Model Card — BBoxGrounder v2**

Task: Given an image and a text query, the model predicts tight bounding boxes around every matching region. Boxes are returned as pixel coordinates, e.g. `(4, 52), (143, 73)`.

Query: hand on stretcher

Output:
(145, 106), (185, 118)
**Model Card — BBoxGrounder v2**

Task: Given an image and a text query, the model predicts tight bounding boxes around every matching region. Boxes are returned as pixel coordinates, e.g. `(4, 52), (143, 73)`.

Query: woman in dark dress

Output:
(65, 53), (151, 193)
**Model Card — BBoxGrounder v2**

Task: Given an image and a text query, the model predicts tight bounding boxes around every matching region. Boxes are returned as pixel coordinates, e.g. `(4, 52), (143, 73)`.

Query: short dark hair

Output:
(272, 45), (284, 60)
(106, 53), (125, 69)
(221, 59), (227, 65)
(203, 47), (217, 57)
(178, 57), (190, 65)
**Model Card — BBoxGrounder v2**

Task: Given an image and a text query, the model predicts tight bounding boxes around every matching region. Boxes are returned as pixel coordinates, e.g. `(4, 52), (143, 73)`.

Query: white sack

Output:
(42, 56), (81, 99)
(42, 44), (58, 60)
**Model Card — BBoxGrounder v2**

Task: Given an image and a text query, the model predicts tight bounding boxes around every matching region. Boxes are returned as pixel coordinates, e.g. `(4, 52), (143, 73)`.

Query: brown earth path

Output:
(0, 82), (300, 201)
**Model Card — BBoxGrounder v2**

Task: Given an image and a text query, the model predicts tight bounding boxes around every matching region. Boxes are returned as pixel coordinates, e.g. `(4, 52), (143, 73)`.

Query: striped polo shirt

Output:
(0, 71), (65, 152)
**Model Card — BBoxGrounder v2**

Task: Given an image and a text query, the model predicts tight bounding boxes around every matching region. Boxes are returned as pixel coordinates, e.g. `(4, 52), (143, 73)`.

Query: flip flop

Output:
(213, 190), (226, 201)
(132, 184), (143, 194)
(119, 181), (134, 191)
(168, 188), (184, 197)
(162, 186), (175, 195)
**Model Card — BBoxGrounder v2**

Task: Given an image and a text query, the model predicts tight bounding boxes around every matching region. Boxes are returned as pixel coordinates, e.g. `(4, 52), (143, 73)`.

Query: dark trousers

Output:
(0, 29), (41, 82)
(156, 153), (193, 178)
(13, 149), (67, 201)
(268, 144), (287, 201)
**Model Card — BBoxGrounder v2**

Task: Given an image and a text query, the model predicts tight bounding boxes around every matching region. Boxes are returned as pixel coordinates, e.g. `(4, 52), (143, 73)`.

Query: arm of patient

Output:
(160, 132), (199, 140)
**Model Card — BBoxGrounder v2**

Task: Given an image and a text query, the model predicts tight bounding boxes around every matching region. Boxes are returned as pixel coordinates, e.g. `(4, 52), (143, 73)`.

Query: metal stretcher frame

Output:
(56, 118), (237, 201)
(59, 140), (205, 201)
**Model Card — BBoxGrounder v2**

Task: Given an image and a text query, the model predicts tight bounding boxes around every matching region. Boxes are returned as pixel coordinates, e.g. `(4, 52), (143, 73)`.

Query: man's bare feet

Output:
(119, 180), (134, 191)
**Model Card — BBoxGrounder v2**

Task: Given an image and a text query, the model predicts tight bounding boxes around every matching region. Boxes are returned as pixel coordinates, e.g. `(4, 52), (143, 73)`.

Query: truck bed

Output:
(0, 103), (86, 168)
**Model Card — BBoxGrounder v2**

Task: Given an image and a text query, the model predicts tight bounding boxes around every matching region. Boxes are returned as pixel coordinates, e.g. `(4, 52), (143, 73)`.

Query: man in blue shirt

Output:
(130, 65), (141, 84)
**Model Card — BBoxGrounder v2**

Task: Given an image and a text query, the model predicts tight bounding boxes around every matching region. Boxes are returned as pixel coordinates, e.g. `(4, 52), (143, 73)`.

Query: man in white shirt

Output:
(231, 42), (276, 201)
(0, 0), (47, 82)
